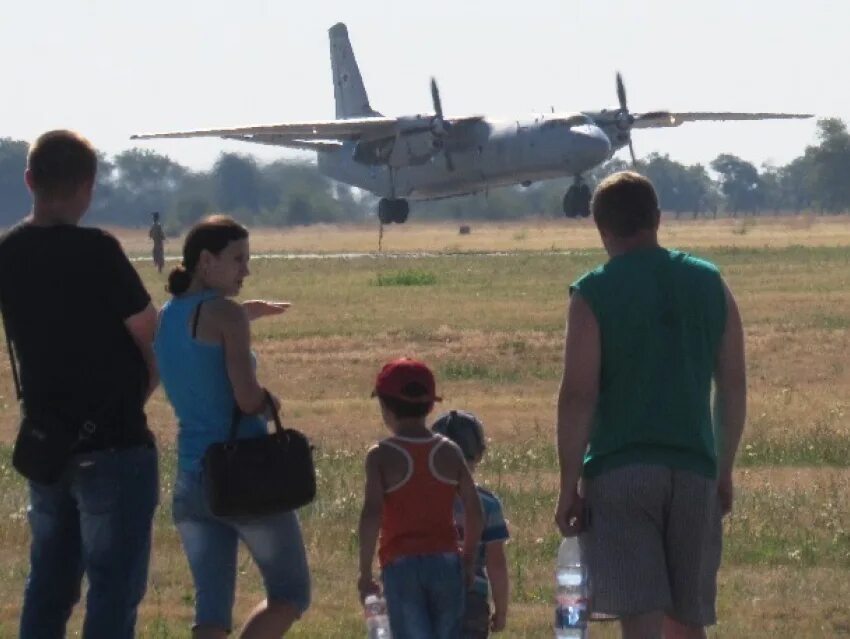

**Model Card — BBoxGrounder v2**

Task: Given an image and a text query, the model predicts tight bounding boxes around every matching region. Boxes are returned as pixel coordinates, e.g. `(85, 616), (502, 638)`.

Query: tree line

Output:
(1, 118), (848, 231)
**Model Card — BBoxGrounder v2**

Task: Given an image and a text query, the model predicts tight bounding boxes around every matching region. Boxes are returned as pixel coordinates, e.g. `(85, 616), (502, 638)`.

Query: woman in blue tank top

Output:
(154, 215), (310, 638)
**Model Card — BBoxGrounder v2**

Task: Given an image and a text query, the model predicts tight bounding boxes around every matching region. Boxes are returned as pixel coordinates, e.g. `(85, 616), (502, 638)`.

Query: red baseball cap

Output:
(372, 357), (442, 403)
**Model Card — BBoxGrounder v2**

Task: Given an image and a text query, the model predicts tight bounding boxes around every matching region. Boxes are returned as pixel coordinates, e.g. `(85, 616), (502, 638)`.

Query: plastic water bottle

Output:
(555, 537), (588, 639)
(364, 594), (392, 639)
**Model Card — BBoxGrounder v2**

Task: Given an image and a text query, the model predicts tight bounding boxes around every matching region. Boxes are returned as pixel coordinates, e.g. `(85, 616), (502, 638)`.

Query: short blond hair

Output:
(591, 171), (660, 238)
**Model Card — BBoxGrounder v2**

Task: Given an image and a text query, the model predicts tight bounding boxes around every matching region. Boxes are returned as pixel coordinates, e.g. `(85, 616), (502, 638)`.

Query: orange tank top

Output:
(378, 435), (460, 568)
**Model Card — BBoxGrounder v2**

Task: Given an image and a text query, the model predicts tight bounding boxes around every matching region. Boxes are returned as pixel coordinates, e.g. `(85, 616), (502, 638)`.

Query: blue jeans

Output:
(19, 445), (159, 639)
(382, 553), (465, 639)
(172, 470), (311, 631)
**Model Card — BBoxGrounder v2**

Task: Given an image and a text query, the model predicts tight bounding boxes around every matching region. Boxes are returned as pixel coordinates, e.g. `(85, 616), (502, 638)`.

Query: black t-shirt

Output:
(0, 222), (153, 450)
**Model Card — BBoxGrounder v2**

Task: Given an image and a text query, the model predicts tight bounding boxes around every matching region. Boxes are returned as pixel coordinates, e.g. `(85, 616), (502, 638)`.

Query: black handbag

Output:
(202, 390), (316, 518)
(2, 302), (96, 484)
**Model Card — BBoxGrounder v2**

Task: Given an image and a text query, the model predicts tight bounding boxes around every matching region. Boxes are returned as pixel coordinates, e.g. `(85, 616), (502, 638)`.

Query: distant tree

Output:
(588, 157), (631, 184)
(757, 163), (784, 214)
(778, 155), (815, 213)
(0, 138), (30, 224)
(212, 153), (261, 213)
(805, 118), (850, 213)
(636, 154), (714, 218)
(114, 148), (186, 195)
(710, 154), (763, 216)
(101, 148), (188, 225)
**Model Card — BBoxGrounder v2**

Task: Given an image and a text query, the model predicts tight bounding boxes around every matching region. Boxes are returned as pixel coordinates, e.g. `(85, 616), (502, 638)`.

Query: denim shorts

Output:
(382, 552), (464, 639)
(172, 469), (311, 631)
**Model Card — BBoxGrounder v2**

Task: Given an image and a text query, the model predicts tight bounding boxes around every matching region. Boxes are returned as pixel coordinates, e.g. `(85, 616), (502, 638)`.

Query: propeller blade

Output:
(616, 72), (628, 112)
(445, 151), (455, 172)
(628, 137), (637, 167)
(430, 77), (455, 171)
(431, 77), (444, 120)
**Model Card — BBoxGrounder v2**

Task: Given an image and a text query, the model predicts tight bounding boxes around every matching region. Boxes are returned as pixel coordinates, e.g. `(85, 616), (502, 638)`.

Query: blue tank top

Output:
(154, 290), (266, 472)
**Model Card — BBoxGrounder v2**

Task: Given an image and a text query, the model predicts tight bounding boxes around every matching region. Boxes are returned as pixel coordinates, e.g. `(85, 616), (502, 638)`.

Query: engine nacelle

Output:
(388, 131), (439, 168)
(353, 128), (439, 168)
(352, 138), (395, 165)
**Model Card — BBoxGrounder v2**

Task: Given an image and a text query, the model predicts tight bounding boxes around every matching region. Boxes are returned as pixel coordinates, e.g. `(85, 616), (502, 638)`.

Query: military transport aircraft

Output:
(132, 23), (811, 223)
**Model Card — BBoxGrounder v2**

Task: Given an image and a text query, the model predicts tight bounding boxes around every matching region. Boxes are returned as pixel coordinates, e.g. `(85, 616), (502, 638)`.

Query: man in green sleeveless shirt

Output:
(555, 172), (747, 639)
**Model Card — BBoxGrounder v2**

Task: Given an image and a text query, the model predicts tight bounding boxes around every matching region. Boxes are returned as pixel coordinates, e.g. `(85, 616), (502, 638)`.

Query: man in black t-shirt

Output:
(0, 130), (159, 639)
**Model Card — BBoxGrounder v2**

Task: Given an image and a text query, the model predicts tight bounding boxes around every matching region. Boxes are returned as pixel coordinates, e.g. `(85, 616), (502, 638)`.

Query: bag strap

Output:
(228, 389), (284, 442)
(192, 299), (205, 339)
(0, 299), (22, 401)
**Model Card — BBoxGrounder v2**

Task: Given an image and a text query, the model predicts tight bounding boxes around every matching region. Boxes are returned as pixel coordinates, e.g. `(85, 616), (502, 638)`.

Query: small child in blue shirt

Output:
(432, 409), (510, 638)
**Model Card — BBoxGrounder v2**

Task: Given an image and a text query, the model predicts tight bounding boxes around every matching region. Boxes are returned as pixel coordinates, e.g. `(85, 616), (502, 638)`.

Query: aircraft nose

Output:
(575, 124), (611, 165)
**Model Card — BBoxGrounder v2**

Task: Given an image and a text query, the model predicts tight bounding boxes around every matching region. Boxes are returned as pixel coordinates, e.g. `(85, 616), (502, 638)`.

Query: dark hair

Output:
(591, 171), (660, 238)
(167, 215), (249, 295)
(378, 394), (434, 419)
(27, 130), (97, 199)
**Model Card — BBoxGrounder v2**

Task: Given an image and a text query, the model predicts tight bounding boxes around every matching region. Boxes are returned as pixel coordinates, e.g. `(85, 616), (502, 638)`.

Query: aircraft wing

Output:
(221, 135), (345, 152)
(131, 117), (400, 142)
(633, 112), (813, 129)
(131, 115), (483, 143)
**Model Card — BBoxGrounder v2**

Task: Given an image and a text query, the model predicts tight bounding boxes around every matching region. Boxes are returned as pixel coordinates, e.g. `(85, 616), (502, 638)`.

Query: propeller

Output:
(430, 77), (455, 171)
(615, 72), (638, 167)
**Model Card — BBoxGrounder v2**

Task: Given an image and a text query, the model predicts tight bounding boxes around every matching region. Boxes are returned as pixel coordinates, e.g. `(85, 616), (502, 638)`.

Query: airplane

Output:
(132, 23), (811, 223)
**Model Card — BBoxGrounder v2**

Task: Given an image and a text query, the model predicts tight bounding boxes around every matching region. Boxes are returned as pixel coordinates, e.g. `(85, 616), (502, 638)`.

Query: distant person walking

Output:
(154, 215), (305, 639)
(0, 130), (160, 639)
(554, 172), (747, 639)
(149, 211), (166, 273)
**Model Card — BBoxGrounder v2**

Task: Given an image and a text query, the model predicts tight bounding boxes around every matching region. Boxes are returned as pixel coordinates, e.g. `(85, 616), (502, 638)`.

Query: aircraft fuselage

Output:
(317, 114), (611, 200)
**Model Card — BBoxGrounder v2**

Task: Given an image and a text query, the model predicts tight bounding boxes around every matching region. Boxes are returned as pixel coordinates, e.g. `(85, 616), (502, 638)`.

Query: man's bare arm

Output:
(555, 292), (600, 535)
(714, 281), (747, 512)
(124, 302), (159, 401)
(556, 293), (600, 491)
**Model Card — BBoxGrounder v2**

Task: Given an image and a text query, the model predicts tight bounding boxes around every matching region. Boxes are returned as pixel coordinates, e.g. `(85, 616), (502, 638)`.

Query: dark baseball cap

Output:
(372, 357), (442, 403)
(431, 409), (486, 461)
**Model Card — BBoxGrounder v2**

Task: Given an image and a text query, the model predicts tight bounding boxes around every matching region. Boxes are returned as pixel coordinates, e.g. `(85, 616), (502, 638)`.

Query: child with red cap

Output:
(357, 357), (484, 639)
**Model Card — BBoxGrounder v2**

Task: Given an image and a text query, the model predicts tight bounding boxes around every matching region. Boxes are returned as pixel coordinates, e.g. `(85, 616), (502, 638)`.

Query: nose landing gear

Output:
(378, 198), (410, 224)
(563, 178), (591, 218)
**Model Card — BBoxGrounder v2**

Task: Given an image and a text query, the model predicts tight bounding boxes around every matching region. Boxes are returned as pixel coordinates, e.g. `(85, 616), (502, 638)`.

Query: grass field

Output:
(0, 216), (849, 637)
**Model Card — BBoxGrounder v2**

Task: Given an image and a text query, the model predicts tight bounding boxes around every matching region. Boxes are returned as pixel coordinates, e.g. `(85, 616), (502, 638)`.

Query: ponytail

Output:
(167, 263), (193, 295)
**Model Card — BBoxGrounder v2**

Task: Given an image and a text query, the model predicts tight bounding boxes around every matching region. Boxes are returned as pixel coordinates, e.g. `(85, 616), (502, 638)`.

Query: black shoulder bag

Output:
(202, 391), (316, 518)
(2, 303), (96, 484)
(193, 301), (316, 518)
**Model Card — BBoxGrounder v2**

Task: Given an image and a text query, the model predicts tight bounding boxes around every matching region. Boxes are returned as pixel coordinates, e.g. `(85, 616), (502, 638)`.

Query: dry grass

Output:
(0, 218), (848, 637)
(109, 214), (850, 258)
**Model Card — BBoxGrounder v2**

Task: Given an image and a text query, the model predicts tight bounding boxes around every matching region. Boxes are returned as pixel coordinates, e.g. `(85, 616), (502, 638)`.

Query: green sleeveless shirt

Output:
(571, 247), (726, 479)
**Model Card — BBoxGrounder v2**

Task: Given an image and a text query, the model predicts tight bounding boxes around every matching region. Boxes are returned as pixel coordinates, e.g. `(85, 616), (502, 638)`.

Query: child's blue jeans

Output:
(382, 552), (464, 639)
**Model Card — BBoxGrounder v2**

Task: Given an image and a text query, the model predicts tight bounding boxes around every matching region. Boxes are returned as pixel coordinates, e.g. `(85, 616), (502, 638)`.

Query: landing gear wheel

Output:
(378, 198), (394, 225)
(377, 198), (410, 224)
(563, 183), (592, 218)
(392, 200), (409, 224)
(576, 183), (591, 218)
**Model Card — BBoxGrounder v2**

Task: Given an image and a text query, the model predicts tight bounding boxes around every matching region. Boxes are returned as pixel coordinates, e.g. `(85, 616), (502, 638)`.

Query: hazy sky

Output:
(1, 0), (845, 171)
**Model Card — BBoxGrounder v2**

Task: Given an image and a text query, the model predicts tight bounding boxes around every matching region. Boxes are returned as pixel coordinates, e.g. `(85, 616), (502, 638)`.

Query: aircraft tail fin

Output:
(329, 23), (380, 119)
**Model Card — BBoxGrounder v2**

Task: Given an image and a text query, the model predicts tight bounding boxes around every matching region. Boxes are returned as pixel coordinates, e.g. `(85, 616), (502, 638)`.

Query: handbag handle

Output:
(228, 389), (284, 442)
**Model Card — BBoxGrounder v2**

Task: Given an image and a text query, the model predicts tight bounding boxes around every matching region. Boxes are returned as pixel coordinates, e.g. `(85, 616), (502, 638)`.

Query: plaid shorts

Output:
(582, 464), (722, 626)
